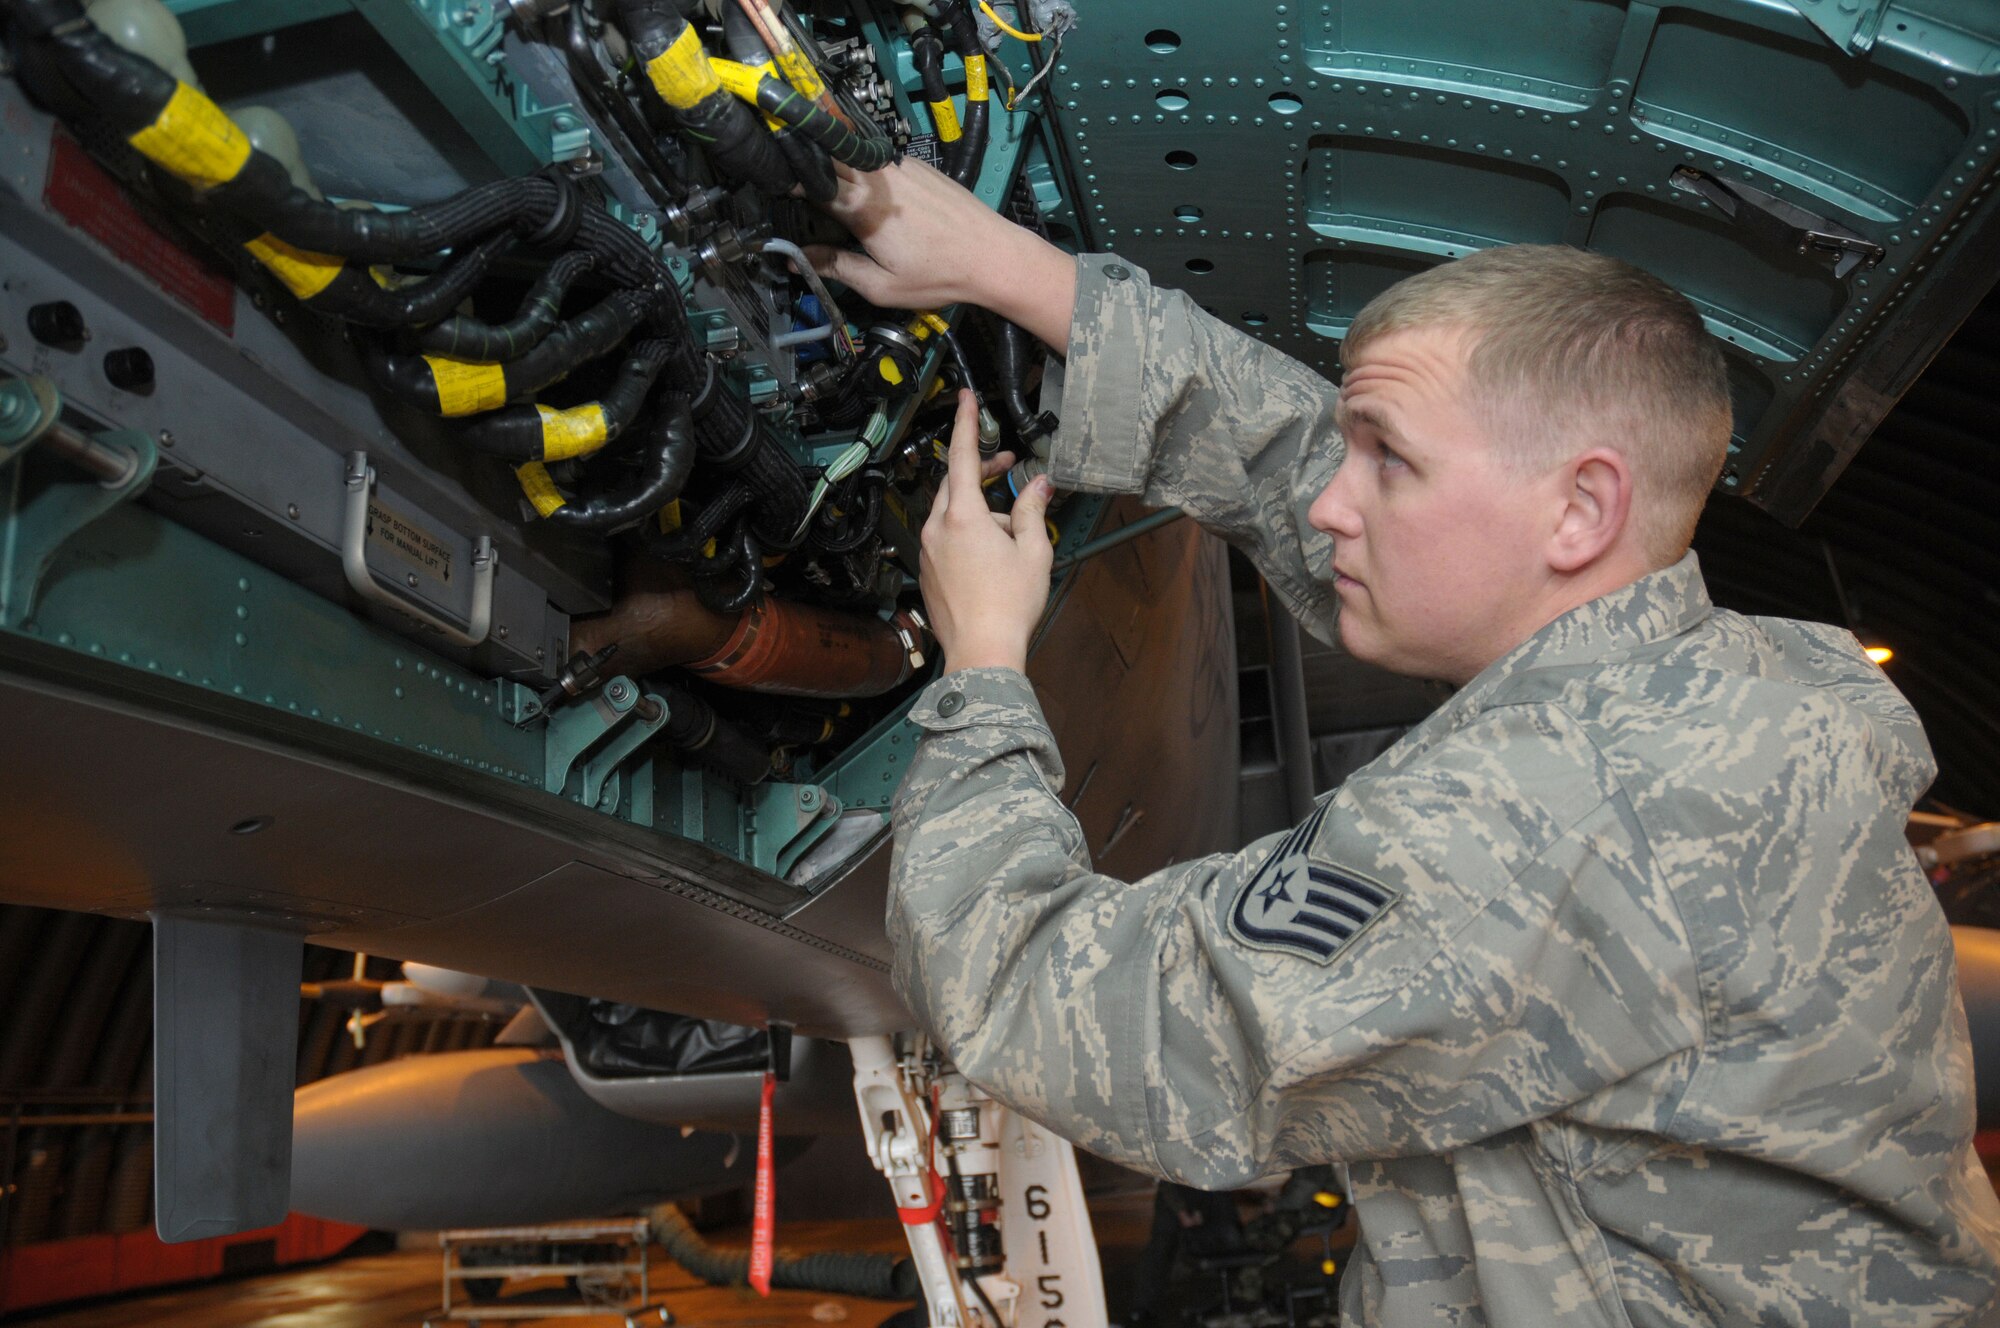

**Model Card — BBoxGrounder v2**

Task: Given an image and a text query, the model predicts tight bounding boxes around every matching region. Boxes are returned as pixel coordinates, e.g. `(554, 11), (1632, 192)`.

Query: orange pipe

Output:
(687, 599), (921, 697)
(575, 564), (924, 699)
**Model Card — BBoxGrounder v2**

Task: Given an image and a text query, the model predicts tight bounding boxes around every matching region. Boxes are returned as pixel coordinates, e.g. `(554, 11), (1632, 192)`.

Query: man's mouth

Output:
(1333, 566), (1362, 590)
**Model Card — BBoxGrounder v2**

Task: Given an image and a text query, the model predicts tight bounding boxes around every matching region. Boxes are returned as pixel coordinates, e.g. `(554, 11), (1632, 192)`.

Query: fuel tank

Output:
(290, 1046), (801, 1229)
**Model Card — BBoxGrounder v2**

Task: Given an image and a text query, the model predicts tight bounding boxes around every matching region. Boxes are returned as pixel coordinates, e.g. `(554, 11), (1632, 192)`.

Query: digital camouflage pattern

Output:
(889, 255), (2000, 1326)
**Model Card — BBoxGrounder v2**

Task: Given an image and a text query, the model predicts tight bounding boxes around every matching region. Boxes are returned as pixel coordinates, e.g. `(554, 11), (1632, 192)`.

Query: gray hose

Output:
(646, 1202), (920, 1300)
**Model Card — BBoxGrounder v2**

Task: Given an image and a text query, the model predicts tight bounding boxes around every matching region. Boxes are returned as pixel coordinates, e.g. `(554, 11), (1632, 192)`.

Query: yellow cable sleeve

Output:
(977, 0), (1042, 41)
(646, 25), (723, 109)
(773, 47), (826, 101)
(242, 233), (345, 300)
(658, 499), (683, 533)
(710, 58), (786, 130)
(918, 311), (951, 335)
(515, 461), (568, 517)
(424, 357), (508, 417)
(536, 402), (610, 461)
(127, 82), (253, 190)
(928, 98), (962, 143)
(708, 57), (765, 104)
(964, 55), (989, 104)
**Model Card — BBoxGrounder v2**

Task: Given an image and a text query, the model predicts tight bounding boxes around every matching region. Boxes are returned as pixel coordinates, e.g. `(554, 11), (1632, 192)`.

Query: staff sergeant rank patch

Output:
(1229, 803), (1401, 964)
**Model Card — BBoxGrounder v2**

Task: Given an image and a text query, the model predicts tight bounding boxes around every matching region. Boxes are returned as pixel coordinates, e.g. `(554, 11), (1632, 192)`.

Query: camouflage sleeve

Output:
(891, 670), (1704, 1187)
(1046, 254), (1341, 645)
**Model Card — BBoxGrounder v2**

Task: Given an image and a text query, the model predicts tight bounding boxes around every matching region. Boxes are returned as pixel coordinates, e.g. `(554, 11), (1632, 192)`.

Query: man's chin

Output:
(1335, 616), (1381, 666)
(1337, 619), (1432, 680)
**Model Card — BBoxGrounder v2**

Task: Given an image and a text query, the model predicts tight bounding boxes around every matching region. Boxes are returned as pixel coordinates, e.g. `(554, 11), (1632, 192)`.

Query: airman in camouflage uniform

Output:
(884, 254), (2000, 1326)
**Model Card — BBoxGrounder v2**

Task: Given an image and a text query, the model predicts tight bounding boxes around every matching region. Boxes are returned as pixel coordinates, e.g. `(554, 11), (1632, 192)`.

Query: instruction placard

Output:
(367, 500), (453, 582)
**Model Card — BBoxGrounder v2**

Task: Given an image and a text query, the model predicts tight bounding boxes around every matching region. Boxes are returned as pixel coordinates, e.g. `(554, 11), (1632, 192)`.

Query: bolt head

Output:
(405, 572), (419, 587)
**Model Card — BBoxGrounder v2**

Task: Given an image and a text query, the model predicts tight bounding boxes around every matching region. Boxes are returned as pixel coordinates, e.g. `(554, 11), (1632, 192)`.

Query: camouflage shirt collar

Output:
(1396, 554), (1712, 752)
(1477, 551), (1712, 687)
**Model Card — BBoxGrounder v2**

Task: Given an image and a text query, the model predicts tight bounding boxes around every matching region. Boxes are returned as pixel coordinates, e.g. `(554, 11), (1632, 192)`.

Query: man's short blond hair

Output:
(1343, 244), (1733, 564)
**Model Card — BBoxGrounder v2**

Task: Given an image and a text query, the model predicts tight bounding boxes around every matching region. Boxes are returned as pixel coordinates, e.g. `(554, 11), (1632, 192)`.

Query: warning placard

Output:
(366, 500), (454, 582)
(43, 129), (237, 333)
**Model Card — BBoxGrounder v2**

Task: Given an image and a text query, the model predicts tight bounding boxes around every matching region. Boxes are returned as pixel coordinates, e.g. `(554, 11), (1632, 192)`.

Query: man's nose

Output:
(1309, 461), (1362, 539)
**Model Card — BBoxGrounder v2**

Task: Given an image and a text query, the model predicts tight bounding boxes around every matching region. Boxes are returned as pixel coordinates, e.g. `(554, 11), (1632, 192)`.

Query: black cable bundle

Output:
(617, 0), (797, 195)
(933, 0), (990, 187)
(541, 393), (699, 532)
(417, 250), (595, 359)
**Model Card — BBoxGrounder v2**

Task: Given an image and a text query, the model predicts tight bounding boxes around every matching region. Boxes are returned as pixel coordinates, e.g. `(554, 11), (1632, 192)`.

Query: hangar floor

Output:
(12, 1189), (1353, 1328)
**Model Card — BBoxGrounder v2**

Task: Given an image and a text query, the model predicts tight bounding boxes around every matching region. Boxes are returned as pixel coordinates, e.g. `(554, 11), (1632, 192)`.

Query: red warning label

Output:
(43, 129), (237, 333)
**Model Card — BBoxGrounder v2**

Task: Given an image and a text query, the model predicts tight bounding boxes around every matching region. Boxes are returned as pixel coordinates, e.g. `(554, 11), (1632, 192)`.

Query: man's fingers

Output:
(1009, 475), (1056, 551)
(946, 389), (985, 512)
(979, 450), (1018, 481)
(802, 243), (850, 280)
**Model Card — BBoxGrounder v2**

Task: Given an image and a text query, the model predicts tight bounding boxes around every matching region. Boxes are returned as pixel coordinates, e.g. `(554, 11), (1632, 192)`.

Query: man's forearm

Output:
(964, 227), (1077, 354)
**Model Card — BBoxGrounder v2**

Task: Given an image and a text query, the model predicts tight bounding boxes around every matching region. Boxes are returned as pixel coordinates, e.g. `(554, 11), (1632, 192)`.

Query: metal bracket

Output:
(1782, 0), (1895, 56)
(747, 780), (843, 878)
(849, 1036), (971, 1327)
(1669, 166), (1886, 279)
(0, 375), (59, 469)
(0, 378), (158, 628)
(544, 675), (670, 812)
(342, 451), (496, 648)
(349, 0), (599, 172)
(151, 912), (304, 1242)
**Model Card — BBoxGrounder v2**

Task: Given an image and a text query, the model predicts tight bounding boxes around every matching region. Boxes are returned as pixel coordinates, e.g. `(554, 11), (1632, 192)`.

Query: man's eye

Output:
(1378, 443), (1405, 469)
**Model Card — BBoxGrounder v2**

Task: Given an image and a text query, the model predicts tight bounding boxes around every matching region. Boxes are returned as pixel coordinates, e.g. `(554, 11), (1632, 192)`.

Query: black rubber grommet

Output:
(703, 408), (762, 472)
(524, 169), (585, 250)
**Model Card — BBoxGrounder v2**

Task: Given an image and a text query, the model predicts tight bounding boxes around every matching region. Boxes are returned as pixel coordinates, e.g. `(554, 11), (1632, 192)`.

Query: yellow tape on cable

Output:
(536, 402), (610, 460)
(128, 82), (253, 190)
(710, 58), (786, 129)
(242, 233), (345, 299)
(929, 98), (962, 142)
(515, 462), (568, 517)
(964, 55), (989, 103)
(774, 47), (826, 101)
(647, 25), (723, 109)
(709, 58), (764, 103)
(425, 357), (508, 416)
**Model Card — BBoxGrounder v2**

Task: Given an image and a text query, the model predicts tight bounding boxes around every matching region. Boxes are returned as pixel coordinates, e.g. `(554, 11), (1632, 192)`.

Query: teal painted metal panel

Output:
(167, 0), (353, 48)
(1047, 0), (2000, 504)
(10, 499), (546, 786)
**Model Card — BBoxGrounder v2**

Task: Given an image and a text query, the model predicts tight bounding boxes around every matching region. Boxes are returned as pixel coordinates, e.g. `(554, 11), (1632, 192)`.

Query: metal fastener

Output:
(286, 503), (300, 520)
(937, 691), (965, 717)
(1102, 263), (1131, 281)
(405, 572), (419, 587)
(158, 429), (175, 448)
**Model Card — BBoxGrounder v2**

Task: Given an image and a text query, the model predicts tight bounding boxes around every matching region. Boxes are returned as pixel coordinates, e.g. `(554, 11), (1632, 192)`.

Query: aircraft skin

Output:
(0, 498), (1236, 1036)
(4, 0), (2000, 1255)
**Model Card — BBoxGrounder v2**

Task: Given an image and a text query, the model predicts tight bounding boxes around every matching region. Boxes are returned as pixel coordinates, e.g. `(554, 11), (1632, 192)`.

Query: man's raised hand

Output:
(920, 389), (1056, 675)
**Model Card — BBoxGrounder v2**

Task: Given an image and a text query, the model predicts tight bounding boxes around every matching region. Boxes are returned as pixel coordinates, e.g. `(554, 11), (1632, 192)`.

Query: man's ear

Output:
(1548, 447), (1632, 573)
